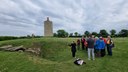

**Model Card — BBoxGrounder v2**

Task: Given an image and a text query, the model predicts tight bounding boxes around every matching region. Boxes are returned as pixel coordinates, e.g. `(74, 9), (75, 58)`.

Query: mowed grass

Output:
(0, 38), (128, 72)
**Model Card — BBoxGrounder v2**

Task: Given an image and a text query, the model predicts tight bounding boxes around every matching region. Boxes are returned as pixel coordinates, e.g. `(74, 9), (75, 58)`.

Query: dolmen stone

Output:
(0, 44), (41, 56)
(0, 45), (25, 52)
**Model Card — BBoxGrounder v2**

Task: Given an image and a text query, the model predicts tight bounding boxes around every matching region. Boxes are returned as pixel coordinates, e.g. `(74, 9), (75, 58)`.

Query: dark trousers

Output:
(107, 44), (109, 54)
(72, 52), (76, 57)
(109, 47), (112, 56)
(95, 49), (101, 57)
(86, 47), (88, 51)
(81, 43), (85, 50)
(107, 44), (112, 56)
(101, 49), (106, 57)
(94, 48), (96, 53)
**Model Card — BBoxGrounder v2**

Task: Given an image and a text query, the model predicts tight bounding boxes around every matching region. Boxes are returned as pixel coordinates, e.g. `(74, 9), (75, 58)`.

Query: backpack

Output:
(74, 58), (86, 65)
(110, 40), (115, 48)
(84, 41), (88, 47)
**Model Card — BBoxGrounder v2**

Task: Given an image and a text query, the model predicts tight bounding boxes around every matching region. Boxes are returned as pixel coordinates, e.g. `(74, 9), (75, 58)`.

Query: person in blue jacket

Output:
(95, 36), (105, 57)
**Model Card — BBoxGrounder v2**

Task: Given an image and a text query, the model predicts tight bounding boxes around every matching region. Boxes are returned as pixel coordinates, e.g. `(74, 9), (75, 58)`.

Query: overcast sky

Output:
(0, 0), (128, 36)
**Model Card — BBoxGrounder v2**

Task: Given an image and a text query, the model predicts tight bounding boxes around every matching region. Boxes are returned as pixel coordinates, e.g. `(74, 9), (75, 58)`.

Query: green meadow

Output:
(0, 38), (128, 72)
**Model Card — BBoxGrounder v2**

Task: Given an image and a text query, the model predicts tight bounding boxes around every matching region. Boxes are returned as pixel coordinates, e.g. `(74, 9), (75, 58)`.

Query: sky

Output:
(0, 0), (128, 36)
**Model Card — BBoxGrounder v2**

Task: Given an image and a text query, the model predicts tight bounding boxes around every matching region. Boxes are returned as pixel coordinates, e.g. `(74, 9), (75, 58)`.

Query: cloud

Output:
(0, 0), (128, 36)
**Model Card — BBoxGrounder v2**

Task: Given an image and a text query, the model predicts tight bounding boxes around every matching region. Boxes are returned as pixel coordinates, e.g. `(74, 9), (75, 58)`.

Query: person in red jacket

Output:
(102, 37), (107, 44)
(77, 39), (80, 50)
(81, 36), (86, 50)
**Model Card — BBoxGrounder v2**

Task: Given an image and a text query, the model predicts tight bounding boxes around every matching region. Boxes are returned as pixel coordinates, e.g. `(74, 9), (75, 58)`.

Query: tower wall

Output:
(44, 18), (53, 36)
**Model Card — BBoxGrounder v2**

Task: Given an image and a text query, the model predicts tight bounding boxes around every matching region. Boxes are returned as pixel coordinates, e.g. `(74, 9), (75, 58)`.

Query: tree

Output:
(84, 31), (90, 36)
(65, 32), (69, 37)
(99, 29), (108, 37)
(27, 35), (31, 38)
(74, 32), (78, 36)
(53, 33), (57, 37)
(92, 32), (98, 36)
(78, 34), (81, 36)
(69, 33), (73, 37)
(57, 29), (68, 37)
(110, 29), (116, 37)
(31, 34), (35, 38)
(118, 29), (128, 37)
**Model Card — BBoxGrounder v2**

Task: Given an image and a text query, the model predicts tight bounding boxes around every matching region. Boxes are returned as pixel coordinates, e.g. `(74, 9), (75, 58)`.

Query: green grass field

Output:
(0, 38), (128, 72)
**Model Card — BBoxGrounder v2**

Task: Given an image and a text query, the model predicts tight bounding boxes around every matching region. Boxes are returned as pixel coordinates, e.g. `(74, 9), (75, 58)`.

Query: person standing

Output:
(85, 36), (88, 51)
(94, 37), (99, 55)
(87, 35), (95, 60)
(77, 39), (80, 50)
(95, 36), (106, 57)
(81, 36), (86, 50)
(106, 36), (114, 56)
(69, 41), (77, 58)
(100, 36), (106, 57)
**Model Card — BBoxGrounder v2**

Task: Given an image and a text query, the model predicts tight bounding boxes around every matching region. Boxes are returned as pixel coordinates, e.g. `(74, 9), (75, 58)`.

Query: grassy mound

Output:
(0, 38), (128, 72)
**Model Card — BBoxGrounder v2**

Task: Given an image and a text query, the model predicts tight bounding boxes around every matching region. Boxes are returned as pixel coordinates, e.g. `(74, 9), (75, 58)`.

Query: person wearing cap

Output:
(94, 37), (99, 56)
(95, 36), (105, 57)
(100, 36), (106, 57)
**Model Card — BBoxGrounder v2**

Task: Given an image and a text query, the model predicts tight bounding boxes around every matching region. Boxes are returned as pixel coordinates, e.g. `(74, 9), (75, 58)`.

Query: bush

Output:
(0, 36), (18, 41)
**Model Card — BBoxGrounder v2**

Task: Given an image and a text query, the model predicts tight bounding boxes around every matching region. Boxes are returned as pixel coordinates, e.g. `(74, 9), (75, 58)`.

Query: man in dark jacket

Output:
(87, 35), (95, 60)
(69, 41), (77, 57)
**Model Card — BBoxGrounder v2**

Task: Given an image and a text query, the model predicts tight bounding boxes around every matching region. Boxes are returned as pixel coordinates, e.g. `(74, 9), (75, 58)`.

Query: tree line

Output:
(0, 34), (42, 41)
(54, 29), (128, 38)
(0, 29), (127, 41)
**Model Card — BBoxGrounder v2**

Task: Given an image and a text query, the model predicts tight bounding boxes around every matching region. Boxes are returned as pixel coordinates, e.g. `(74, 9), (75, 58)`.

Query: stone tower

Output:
(44, 17), (53, 36)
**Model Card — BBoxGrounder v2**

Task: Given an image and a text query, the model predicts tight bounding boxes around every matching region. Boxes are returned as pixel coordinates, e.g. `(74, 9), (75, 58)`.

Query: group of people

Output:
(69, 35), (114, 60)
